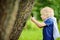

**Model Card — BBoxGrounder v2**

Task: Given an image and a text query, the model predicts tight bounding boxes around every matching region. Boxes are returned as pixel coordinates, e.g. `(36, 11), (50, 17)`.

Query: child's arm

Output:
(31, 17), (46, 28)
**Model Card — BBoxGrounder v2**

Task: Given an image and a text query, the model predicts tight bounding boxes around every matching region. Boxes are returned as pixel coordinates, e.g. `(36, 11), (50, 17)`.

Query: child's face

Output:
(41, 15), (47, 20)
(41, 13), (48, 20)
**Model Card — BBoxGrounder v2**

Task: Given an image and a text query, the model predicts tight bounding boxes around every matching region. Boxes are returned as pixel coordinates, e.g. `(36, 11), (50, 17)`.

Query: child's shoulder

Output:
(45, 17), (57, 23)
(44, 17), (54, 22)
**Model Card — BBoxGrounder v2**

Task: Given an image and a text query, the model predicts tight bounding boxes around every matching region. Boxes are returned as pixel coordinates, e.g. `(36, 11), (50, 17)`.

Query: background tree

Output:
(0, 0), (34, 40)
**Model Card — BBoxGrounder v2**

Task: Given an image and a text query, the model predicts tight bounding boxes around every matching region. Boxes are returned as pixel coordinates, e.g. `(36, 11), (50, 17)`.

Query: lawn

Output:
(18, 29), (43, 40)
(18, 20), (60, 40)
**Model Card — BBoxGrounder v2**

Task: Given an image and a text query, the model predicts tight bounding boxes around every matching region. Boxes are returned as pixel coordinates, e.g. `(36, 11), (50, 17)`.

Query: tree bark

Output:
(0, 0), (34, 40)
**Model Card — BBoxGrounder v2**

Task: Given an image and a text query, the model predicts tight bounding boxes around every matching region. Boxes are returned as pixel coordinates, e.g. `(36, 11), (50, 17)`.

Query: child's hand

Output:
(31, 17), (46, 28)
(31, 17), (35, 22)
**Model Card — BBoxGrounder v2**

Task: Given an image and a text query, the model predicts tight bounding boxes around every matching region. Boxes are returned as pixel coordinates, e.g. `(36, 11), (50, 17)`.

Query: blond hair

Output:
(40, 7), (54, 17)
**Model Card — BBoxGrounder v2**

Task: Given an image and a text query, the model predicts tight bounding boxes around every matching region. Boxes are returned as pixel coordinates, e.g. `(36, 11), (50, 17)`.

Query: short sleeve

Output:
(44, 18), (53, 26)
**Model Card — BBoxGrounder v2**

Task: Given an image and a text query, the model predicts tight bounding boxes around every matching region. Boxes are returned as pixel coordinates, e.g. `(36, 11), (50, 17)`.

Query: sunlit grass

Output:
(18, 29), (43, 40)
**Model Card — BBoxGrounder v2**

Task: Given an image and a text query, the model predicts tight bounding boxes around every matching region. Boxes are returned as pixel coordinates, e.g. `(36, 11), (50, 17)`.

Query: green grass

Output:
(56, 23), (60, 40)
(18, 29), (43, 40)
(18, 19), (60, 40)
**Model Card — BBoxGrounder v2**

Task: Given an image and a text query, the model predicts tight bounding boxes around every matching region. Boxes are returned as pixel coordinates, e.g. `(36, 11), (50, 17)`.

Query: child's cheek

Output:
(43, 17), (46, 20)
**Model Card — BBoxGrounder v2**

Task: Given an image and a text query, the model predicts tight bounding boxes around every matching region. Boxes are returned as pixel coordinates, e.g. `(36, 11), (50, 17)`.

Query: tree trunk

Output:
(0, 0), (34, 40)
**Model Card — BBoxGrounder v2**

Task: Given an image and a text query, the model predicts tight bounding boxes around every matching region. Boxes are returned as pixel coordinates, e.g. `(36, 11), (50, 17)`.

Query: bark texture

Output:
(0, 0), (34, 40)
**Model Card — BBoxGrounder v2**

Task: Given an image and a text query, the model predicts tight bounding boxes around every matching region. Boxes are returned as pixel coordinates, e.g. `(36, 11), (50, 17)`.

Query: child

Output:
(31, 7), (60, 40)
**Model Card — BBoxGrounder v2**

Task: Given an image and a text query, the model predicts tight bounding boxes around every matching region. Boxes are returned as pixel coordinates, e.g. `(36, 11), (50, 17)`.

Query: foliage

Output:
(32, 0), (60, 22)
